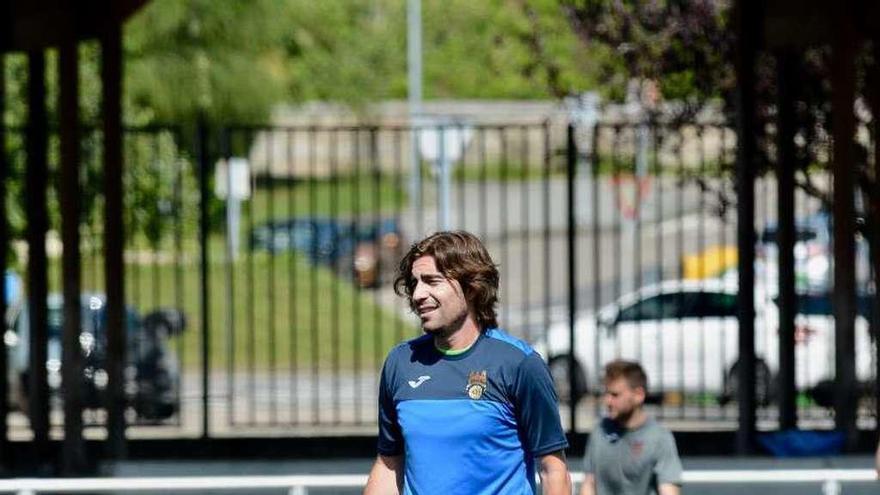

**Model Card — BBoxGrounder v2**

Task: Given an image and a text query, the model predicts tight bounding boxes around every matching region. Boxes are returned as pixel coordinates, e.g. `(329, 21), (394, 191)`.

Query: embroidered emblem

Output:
(408, 375), (431, 388)
(466, 370), (487, 400)
(630, 440), (644, 458)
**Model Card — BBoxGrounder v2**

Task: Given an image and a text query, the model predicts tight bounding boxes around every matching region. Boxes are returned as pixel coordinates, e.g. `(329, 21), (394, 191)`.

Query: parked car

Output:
(250, 216), (405, 288)
(5, 293), (185, 421)
(536, 278), (876, 405)
(787, 292), (875, 407)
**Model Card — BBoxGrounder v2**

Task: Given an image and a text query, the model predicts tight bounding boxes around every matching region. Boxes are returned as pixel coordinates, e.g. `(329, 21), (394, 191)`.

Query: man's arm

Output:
(578, 473), (596, 495)
(658, 483), (681, 495)
(875, 439), (880, 478)
(538, 450), (571, 495)
(363, 454), (403, 495)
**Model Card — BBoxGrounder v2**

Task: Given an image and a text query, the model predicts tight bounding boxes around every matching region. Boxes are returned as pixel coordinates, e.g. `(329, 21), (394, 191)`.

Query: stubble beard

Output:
(421, 310), (469, 342)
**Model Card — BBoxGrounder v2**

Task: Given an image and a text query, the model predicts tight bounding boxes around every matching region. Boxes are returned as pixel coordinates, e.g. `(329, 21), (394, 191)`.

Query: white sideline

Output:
(0, 469), (875, 493)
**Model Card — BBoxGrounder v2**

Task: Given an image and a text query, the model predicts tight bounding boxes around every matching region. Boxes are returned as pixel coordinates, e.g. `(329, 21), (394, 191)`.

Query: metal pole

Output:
(438, 127), (450, 230)
(102, 17), (127, 459)
(733, 0), (759, 455)
(831, 6), (858, 450)
(407, 0), (423, 230)
(775, 49), (797, 430)
(60, 28), (86, 474)
(197, 118), (211, 439)
(26, 49), (51, 459)
(0, 52), (9, 471)
(566, 124), (578, 432)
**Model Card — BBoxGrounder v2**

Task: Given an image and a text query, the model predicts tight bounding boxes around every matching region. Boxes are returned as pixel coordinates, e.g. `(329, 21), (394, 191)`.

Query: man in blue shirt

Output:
(364, 231), (571, 495)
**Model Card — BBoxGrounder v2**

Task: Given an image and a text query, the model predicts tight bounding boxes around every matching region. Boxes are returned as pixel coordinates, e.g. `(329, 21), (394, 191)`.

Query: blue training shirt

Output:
(377, 328), (568, 495)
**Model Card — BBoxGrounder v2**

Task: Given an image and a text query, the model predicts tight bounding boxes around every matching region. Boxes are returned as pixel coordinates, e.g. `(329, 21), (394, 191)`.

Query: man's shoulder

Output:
(641, 418), (674, 439)
(482, 328), (536, 357)
(386, 334), (432, 357)
(382, 334), (433, 371)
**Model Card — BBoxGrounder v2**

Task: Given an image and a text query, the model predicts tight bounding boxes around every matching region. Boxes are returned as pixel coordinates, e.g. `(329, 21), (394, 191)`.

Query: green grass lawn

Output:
(49, 238), (419, 372)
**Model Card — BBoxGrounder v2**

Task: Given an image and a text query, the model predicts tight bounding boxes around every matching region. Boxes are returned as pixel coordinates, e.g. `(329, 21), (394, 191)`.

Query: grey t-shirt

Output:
(583, 417), (683, 495)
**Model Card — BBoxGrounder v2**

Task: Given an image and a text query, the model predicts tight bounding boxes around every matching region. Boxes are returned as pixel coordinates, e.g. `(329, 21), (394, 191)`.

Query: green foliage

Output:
(125, 0), (289, 124)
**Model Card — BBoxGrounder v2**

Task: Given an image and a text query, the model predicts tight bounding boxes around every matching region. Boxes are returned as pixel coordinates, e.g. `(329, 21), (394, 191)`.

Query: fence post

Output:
(197, 117), (211, 439)
(566, 123), (578, 432)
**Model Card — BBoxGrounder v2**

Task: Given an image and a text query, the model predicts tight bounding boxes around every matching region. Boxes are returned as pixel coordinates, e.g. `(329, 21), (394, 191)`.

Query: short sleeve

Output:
(512, 352), (568, 457)
(376, 356), (403, 456)
(653, 430), (683, 485)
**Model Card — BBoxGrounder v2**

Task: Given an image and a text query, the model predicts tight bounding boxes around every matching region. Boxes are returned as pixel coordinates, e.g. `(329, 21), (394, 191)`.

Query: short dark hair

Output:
(394, 231), (499, 329)
(604, 359), (648, 392)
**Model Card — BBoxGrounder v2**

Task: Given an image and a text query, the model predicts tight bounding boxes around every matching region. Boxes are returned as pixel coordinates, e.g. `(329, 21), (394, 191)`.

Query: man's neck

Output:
(618, 408), (647, 430)
(433, 317), (481, 352)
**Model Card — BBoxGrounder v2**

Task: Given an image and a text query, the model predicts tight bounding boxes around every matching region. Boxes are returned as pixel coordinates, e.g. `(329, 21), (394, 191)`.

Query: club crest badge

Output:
(466, 370), (487, 400)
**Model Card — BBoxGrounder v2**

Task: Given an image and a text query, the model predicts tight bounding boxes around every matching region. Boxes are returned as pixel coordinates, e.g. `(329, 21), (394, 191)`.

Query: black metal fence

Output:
(2, 119), (876, 439)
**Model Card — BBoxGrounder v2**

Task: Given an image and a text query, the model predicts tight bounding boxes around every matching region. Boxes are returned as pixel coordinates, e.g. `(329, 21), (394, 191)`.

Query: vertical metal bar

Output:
(222, 129), (235, 427)
(479, 128), (488, 238)
(652, 122), (665, 418)
(171, 127), (184, 428)
(566, 123), (578, 432)
(394, 128), (406, 344)
(330, 128), (340, 425)
(458, 123), (466, 230)
(414, 125), (424, 238)
(437, 124), (449, 230)
(591, 124), (601, 418)
(633, 126), (643, 371)
(102, 20), (127, 454)
(776, 50), (798, 430)
(26, 49), (50, 455)
(542, 120), (551, 378)
(245, 130), (257, 427)
(612, 127), (622, 358)
(734, 0), (759, 454)
(831, 8), (857, 448)
(151, 134), (161, 311)
(309, 127), (319, 424)
(130, 137), (142, 310)
(697, 126), (707, 418)
(352, 128), (362, 423)
(521, 126), (530, 341)
(0, 53), (8, 465)
(287, 129), (299, 425)
(719, 125), (730, 421)
(371, 127), (382, 423)
(871, 40), (880, 432)
(677, 130), (686, 419)
(266, 131), (278, 425)
(196, 118), (211, 439)
(500, 128), (509, 324)
(60, 35), (85, 473)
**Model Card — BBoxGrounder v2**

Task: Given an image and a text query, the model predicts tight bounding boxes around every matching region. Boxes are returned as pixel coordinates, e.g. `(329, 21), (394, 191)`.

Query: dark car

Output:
(5, 293), (185, 421)
(250, 216), (405, 288)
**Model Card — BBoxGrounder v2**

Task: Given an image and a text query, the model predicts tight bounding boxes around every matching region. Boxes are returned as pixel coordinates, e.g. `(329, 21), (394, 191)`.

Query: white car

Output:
(535, 278), (874, 404)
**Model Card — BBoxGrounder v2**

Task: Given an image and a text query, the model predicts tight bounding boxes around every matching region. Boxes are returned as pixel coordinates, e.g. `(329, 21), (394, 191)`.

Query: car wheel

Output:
(548, 356), (587, 403)
(722, 359), (774, 406)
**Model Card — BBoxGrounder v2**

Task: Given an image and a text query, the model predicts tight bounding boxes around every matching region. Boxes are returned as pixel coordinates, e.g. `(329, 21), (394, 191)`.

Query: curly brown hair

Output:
(394, 231), (499, 330)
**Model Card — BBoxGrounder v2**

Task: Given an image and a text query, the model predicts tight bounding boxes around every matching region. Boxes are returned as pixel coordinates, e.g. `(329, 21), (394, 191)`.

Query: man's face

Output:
(603, 377), (645, 422)
(411, 255), (470, 335)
